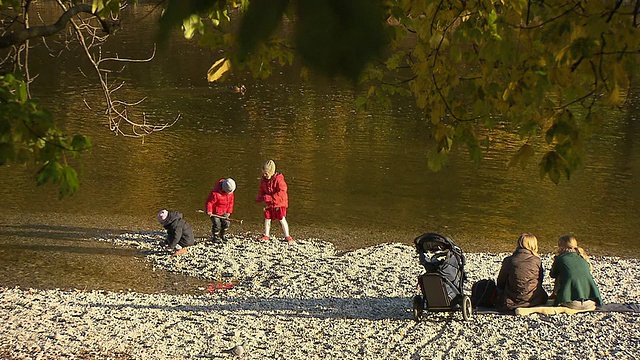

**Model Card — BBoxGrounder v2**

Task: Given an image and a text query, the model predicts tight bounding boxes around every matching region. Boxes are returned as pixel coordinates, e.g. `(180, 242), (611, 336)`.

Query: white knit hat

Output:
(157, 209), (168, 223)
(262, 160), (276, 177)
(222, 178), (236, 193)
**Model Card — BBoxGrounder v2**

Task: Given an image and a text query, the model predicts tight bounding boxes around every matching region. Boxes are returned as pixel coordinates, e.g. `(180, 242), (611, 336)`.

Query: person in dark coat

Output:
(495, 233), (549, 311)
(550, 235), (602, 310)
(157, 209), (195, 255)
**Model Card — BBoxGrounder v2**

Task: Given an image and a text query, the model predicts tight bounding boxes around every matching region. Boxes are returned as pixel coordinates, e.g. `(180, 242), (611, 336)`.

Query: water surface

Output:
(1, 2), (639, 293)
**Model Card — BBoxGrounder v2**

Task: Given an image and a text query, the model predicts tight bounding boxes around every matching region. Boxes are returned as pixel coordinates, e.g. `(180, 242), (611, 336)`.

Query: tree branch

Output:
(0, 4), (114, 49)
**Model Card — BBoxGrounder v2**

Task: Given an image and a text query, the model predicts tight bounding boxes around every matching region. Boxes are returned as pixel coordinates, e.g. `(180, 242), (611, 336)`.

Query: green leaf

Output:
(508, 143), (534, 169)
(539, 150), (573, 184)
(1, 72), (86, 197)
(427, 150), (449, 172)
(17, 82), (27, 103)
(198, 32), (225, 49)
(385, 51), (405, 70)
(59, 166), (79, 198)
(354, 96), (368, 111)
(183, 14), (204, 39)
(36, 161), (60, 187)
(158, 0), (224, 43)
(70, 135), (91, 153)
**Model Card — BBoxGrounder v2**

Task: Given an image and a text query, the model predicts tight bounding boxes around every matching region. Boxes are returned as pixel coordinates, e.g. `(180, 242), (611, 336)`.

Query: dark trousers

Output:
(210, 216), (230, 237)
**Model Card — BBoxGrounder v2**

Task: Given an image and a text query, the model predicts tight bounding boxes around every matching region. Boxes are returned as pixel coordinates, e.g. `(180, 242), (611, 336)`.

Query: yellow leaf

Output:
(300, 67), (309, 81)
(430, 105), (443, 125)
(92, 0), (104, 13)
(502, 83), (512, 101)
(555, 45), (571, 64)
(606, 85), (622, 106)
(570, 25), (586, 42)
(207, 58), (231, 83)
(612, 62), (629, 89)
(429, 32), (444, 50)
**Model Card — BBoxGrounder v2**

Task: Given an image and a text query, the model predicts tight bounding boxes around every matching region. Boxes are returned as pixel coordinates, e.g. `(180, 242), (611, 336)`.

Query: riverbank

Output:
(1, 232), (639, 359)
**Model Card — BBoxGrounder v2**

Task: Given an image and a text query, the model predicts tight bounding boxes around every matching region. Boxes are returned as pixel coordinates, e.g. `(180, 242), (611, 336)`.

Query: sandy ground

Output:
(1, 231), (639, 359)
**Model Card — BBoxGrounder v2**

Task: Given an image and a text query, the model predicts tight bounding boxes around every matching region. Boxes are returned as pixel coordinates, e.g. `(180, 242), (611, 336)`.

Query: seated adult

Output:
(550, 235), (602, 310)
(495, 233), (549, 311)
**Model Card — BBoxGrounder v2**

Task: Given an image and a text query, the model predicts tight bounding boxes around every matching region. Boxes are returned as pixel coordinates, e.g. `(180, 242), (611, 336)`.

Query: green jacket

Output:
(550, 252), (602, 305)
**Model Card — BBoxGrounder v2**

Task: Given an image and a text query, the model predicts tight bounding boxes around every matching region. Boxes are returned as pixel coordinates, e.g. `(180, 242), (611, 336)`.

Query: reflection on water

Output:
(1, 2), (640, 292)
(0, 221), (208, 294)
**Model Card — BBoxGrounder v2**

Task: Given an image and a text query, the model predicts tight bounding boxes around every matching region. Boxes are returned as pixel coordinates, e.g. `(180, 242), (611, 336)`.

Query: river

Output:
(1, 2), (639, 293)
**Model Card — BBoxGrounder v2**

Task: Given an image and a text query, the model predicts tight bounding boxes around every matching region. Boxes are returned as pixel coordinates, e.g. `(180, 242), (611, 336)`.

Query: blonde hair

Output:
(556, 235), (592, 270)
(517, 233), (539, 257)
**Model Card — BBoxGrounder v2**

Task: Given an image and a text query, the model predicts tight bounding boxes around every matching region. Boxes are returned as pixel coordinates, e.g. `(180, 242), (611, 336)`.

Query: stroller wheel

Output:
(462, 295), (472, 321)
(412, 295), (423, 322)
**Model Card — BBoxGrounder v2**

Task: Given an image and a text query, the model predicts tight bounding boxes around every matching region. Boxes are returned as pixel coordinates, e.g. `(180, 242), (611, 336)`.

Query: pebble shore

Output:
(1, 232), (639, 359)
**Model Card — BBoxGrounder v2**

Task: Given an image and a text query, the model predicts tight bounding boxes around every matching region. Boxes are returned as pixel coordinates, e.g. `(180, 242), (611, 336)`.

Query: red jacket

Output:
(256, 172), (288, 208)
(205, 179), (235, 215)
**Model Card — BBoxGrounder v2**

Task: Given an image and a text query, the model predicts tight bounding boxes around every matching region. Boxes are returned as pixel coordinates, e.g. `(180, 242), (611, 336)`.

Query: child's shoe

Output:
(258, 235), (270, 241)
(173, 247), (187, 256)
(285, 236), (293, 242)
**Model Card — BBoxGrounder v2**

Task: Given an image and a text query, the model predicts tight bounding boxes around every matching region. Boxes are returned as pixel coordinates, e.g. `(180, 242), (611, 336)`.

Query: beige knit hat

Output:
(262, 160), (276, 177)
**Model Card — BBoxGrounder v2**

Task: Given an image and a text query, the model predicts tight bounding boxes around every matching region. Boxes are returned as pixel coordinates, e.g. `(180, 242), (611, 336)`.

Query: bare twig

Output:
(52, 0), (179, 138)
(2, 1), (179, 139)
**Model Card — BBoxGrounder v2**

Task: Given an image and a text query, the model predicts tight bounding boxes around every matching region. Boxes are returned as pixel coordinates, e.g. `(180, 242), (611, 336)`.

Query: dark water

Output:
(1, 2), (640, 293)
(0, 221), (208, 294)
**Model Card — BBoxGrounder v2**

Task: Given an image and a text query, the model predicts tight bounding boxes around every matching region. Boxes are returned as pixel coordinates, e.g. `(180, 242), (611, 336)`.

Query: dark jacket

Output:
(160, 211), (195, 249)
(496, 248), (548, 311)
(550, 252), (602, 305)
(256, 172), (288, 208)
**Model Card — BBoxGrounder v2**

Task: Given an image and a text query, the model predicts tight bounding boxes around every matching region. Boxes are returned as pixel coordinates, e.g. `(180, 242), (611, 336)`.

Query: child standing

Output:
(205, 178), (236, 242)
(256, 160), (292, 242)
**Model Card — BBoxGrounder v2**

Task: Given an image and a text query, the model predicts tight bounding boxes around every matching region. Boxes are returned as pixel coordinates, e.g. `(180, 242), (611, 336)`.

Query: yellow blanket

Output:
(515, 305), (595, 316)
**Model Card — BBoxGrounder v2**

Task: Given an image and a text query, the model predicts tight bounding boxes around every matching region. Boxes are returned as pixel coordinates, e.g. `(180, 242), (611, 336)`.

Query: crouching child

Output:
(157, 209), (195, 255)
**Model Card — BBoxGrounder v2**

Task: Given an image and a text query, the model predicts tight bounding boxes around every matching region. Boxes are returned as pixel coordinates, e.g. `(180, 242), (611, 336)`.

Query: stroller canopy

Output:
(413, 233), (461, 255)
(413, 232), (467, 303)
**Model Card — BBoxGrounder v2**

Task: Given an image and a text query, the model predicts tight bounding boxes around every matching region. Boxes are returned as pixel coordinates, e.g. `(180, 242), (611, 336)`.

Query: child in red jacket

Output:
(256, 160), (292, 242)
(205, 178), (236, 242)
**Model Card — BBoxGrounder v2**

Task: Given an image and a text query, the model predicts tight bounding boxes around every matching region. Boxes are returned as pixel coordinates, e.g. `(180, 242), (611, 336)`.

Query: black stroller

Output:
(412, 233), (472, 321)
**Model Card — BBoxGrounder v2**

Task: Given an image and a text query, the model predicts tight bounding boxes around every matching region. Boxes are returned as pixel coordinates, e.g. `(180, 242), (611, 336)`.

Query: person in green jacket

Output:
(550, 235), (602, 310)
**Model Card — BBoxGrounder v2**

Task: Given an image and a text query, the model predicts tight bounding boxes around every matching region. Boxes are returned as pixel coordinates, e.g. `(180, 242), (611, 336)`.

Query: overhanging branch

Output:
(0, 4), (115, 49)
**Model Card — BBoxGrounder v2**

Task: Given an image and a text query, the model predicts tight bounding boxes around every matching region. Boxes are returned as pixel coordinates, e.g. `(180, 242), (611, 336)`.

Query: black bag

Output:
(471, 279), (497, 308)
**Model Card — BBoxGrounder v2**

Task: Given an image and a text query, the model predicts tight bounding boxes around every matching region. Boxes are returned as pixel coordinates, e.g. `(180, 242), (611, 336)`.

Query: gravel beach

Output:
(1, 231), (639, 359)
